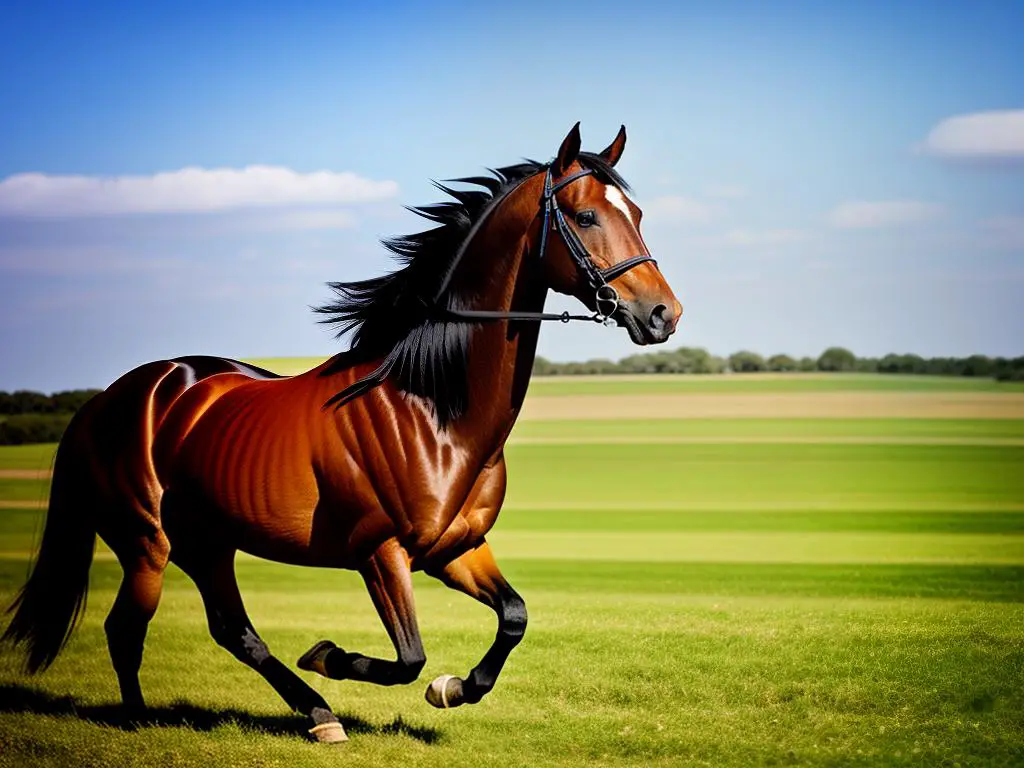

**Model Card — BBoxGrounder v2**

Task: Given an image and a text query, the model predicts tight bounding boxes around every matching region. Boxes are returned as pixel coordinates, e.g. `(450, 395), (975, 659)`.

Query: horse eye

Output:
(575, 210), (597, 228)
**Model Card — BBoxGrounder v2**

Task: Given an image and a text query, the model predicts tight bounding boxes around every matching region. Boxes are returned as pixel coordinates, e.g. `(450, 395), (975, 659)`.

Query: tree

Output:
(767, 354), (797, 372)
(959, 355), (993, 377)
(878, 353), (926, 374)
(51, 389), (101, 412)
(728, 351), (766, 373)
(8, 390), (53, 414)
(994, 356), (1024, 381)
(532, 357), (558, 375)
(817, 347), (856, 372)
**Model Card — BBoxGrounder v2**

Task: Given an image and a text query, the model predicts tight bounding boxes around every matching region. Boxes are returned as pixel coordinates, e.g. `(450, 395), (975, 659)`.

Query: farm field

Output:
(1, 374), (1022, 767)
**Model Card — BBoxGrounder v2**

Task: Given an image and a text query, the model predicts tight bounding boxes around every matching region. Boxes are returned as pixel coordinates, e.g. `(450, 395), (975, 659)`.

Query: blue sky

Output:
(1, 0), (1022, 391)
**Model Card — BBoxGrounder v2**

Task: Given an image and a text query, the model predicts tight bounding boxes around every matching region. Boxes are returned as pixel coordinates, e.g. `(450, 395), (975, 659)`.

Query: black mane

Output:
(314, 152), (630, 425)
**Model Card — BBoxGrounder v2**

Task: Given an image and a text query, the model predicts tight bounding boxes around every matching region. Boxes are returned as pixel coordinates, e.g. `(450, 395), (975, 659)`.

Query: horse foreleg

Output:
(422, 539), (526, 708)
(297, 538), (426, 686)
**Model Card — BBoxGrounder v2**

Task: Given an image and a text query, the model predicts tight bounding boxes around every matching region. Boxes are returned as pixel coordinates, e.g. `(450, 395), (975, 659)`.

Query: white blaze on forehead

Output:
(604, 185), (636, 228)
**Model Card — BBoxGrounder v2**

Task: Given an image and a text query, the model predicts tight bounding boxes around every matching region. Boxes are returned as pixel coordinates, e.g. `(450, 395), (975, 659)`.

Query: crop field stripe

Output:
(483, 531), (1024, 564)
(0, 470), (51, 479)
(520, 392), (1024, 420)
(513, 417), (1024, 438)
(239, 362), (1024, 393)
(525, 375), (1024, 396)
(497, 509), (1024, 533)
(2, 558), (1022, 603)
(7, 434), (1024, 482)
(508, 435), (1024, 445)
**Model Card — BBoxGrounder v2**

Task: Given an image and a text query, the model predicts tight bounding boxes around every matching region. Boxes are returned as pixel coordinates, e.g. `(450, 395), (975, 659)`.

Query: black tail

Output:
(3, 436), (96, 673)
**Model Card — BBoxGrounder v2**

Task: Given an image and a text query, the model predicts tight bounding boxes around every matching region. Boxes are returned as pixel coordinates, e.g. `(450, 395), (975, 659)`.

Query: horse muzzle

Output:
(617, 299), (680, 345)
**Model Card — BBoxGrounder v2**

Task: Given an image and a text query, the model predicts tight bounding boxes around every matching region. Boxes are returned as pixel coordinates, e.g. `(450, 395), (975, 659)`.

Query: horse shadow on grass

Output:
(0, 683), (441, 744)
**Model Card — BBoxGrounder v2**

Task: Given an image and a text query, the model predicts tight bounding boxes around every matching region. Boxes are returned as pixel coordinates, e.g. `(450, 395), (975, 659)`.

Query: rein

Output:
(437, 166), (657, 326)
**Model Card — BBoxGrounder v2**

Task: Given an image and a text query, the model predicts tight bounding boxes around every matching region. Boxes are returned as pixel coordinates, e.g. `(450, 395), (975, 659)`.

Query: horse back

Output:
(72, 356), (279, 516)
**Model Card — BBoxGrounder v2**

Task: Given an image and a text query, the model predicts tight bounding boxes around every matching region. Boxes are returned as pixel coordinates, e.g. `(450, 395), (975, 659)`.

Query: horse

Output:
(3, 123), (682, 743)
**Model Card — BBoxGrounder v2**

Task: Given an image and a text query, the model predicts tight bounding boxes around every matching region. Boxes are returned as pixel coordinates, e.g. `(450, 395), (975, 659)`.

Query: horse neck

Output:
(449, 177), (548, 450)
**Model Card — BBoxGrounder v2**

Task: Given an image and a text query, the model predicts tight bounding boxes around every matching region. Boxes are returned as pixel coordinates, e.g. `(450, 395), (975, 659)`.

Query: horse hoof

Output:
(425, 674), (463, 709)
(309, 721), (348, 744)
(297, 639), (336, 676)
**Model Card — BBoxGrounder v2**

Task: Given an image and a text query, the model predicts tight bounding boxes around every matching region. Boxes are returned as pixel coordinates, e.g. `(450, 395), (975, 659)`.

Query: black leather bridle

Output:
(435, 166), (658, 326)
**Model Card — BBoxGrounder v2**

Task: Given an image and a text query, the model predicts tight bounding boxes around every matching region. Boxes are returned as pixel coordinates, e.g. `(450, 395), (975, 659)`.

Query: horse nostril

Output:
(648, 304), (671, 332)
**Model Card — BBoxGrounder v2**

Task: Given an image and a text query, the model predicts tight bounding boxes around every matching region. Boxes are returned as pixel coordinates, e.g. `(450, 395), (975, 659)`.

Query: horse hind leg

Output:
(176, 549), (347, 744)
(104, 533), (170, 711)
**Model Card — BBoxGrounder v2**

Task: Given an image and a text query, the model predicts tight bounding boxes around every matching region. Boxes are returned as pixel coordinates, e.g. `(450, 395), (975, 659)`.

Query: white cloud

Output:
(828, 200), (943, 229)
(0, 165), (399, 217)
(919, 109), (1024, 158)
(646, 195), (716, 224)
(705, 184), (748, 199)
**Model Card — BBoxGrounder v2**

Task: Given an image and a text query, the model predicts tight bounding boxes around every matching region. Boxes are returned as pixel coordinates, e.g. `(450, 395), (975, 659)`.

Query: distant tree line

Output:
(0, 389), (100, 445)
(533, 347), (1024, 381)
(3, 348), (1023, 445)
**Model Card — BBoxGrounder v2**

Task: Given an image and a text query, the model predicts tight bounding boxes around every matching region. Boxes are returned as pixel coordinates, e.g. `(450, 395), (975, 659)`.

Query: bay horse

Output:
(4, 123), (681, 742)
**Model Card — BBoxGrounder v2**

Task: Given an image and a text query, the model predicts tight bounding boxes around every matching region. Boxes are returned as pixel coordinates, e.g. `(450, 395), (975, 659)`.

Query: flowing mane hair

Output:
(314, 151), (631, 426)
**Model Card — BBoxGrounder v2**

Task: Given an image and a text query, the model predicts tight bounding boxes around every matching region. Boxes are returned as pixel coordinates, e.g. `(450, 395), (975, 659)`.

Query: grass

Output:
(511, 418), (1024, 441)
(503, 443), (1024, 511)
(0, 559), (1020, 767)
(0, 443), (57, 471)
(0, 382), (1022, 766)
(0, 479), (51, 504)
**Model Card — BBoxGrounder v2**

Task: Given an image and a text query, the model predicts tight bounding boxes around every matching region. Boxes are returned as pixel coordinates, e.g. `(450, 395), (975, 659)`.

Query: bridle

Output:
(322, 164), (660, 410)
(436, 166), (658, 326)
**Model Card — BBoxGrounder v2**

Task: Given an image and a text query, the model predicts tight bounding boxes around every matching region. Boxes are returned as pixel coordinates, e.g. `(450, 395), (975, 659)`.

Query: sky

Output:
(1, 0), (1022, 392)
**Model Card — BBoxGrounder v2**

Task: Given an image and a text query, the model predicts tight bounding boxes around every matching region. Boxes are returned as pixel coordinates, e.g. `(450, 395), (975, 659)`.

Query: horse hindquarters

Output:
(5, 361), (187, 707)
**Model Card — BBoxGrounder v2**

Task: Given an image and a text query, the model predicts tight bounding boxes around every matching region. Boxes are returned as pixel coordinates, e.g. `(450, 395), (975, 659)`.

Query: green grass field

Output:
(1, 374), (1022, 767)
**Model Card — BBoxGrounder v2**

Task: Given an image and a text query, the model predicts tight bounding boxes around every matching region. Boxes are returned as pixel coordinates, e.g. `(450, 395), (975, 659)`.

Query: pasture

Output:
(1, 373), (1022, 767)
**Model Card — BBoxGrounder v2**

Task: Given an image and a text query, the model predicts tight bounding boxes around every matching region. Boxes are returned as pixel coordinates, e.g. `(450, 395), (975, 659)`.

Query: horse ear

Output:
(599, 125), (627, 167)
(554, 122), (582, 175)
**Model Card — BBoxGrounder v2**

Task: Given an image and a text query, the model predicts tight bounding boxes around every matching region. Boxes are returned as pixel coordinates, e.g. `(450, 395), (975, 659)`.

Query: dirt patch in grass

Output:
(520, 392), (1024, 420)
(0, 470), (51, 480)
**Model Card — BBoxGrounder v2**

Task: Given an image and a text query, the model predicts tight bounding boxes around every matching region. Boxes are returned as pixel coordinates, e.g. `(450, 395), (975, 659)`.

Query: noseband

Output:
(439, 167), (658, 326)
